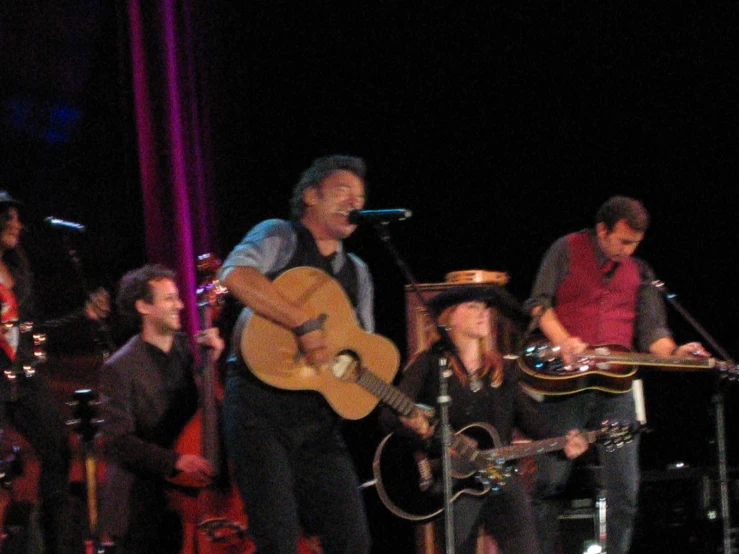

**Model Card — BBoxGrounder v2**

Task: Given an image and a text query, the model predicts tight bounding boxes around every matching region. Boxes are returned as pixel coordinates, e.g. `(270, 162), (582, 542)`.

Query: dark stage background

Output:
(1, 2), (739, 552)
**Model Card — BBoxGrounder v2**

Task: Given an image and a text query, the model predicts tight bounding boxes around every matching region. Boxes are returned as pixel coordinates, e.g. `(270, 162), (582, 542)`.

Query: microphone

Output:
(44, 216), (86, 233)
(348, 209), (412, 225)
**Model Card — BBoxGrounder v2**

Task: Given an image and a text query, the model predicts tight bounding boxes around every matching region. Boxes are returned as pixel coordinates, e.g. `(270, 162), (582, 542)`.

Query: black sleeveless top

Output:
(269, 222), (359, 308)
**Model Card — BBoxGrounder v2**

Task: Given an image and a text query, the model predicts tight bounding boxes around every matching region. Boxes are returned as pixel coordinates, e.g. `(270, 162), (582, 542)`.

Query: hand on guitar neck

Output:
(669, 340), (710, 359)
(195, 327), (225, 364)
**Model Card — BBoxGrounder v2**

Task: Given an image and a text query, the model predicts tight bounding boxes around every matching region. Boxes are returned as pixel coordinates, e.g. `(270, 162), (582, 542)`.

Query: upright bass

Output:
(169, 254), (323, 554)
(168, 253), (253, 554)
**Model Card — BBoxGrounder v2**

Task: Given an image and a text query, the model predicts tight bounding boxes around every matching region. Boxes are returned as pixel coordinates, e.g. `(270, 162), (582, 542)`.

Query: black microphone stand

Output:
(366, 221), (463, 554)
(57, 232), (116, 360)
(652, 279), (736, 554)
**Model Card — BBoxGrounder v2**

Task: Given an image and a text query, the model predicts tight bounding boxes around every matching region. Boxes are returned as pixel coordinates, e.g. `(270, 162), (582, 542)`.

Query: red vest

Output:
(554, 231), (640, 348)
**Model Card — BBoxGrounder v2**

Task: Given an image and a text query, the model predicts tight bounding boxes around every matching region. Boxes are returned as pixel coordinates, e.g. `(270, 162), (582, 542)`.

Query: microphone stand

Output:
(366, 221), (463, 554)
(57, 232), (116, 360)
(652, 280), (735, 554)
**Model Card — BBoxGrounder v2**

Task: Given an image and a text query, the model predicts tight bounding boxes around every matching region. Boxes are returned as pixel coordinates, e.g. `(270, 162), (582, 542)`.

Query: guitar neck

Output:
(488, 429), (601, 462)
(584, 350), (716, 370)
(199, 303), (222, 470)
(447, 429), (603, 468)
(355, 370), (417, 417)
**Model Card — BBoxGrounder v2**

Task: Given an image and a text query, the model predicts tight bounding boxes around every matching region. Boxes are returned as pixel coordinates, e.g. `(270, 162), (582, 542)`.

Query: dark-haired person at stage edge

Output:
(98, 264), (223, 553)
(0, 190), (110, 554)
(217, 155), (373, 553)
(378, 284), (589, 554)
(525, 196), (710, 554)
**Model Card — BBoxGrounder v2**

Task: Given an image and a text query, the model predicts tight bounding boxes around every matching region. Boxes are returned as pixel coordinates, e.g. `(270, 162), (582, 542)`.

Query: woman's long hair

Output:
(434, 304), (505, 388)
(0, 206), (32, 306)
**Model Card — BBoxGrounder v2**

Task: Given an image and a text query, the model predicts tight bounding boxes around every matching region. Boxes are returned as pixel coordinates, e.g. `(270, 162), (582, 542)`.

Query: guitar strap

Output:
(0, 279), (19, 363)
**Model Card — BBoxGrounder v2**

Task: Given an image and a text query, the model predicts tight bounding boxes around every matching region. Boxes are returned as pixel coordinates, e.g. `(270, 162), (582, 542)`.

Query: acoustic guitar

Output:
(372, 420), (640, 523)
(517, 333), (739, 396)
(241, 266), (401, 420)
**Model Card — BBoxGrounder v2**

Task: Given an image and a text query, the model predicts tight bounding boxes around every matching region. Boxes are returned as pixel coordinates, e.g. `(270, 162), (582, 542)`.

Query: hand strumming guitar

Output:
(293, 315), (330, 366)
(556, 336), (588, 365)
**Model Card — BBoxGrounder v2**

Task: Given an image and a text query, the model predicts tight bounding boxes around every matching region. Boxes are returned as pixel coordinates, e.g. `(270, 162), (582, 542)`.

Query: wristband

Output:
(292, 315), (325, 337)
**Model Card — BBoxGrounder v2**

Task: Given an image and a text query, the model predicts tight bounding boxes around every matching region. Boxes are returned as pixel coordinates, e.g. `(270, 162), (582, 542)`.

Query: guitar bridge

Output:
(476, 460), (512, 492)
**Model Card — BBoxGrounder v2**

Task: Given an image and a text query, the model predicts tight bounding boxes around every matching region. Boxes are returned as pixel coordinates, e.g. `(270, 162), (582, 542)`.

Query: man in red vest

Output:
(524, 196), (709, 554)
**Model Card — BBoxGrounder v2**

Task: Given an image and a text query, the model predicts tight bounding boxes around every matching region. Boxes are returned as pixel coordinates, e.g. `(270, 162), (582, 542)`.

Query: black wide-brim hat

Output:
(0, 190), (23, 210)
(427, 283), (525, 321)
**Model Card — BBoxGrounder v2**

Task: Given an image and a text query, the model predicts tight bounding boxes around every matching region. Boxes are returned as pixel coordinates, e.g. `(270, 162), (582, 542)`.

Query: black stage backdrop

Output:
(1, 2), (739, 552)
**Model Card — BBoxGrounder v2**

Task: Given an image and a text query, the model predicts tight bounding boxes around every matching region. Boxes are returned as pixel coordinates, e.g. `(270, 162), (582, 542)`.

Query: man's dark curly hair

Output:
(596, 195), (649, 233)
(116, 264), (176, 328)
(289, 155), (367, 220)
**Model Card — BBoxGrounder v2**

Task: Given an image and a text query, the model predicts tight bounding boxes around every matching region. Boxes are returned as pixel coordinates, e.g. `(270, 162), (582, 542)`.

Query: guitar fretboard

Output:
(489, 429), (601, 462)
(356, 370), (417, 417)
(583, 350), (715, 369)
(453, 428), (613, 471)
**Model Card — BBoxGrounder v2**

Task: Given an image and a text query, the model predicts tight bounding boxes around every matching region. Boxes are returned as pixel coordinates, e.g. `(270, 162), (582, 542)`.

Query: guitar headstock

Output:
(716, 360), (739, 382)
(596, 420), (645, 452)
(196, 252), (228, 323)
(67, 389), (103, 444)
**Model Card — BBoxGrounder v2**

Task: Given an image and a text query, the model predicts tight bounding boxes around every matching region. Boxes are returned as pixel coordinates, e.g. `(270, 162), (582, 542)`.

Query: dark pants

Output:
(532, 391), (639, 554)
(3, 380), (71, 554)
(223, 372), (371, 554)
(436, 474), (540, 554)
(113, 484), (183, 554)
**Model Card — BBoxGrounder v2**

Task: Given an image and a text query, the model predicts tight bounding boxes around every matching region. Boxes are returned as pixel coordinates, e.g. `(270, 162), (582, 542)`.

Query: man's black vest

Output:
(270, 222), (359, 309)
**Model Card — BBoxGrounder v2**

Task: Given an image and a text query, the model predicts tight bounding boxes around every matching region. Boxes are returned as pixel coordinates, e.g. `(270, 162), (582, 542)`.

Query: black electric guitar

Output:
(517, 333), (739, 396)
(67, 388), (113, 554)
(372, 420), (640, 523)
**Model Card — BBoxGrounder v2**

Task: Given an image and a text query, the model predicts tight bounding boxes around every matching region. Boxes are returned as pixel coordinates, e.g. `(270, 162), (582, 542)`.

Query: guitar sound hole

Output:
(331, 350), (361, 381)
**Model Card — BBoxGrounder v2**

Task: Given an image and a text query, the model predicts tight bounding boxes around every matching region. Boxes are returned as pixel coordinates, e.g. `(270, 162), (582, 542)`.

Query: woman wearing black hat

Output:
(378, 284), (588, 554)
(0, 190), (109, 554)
